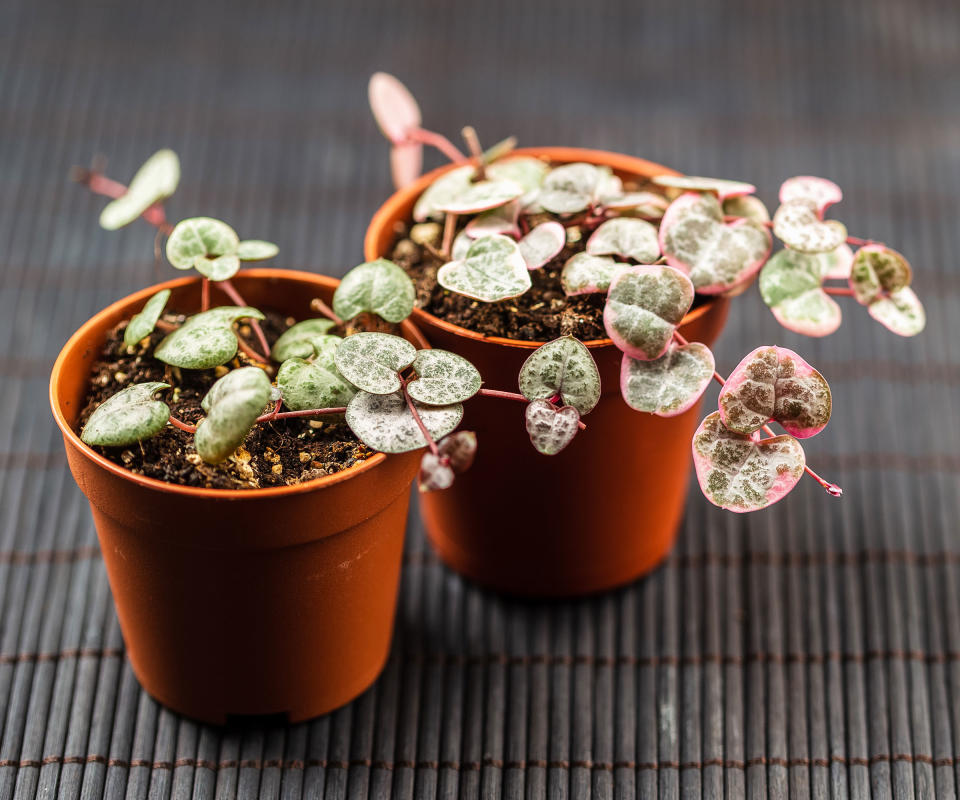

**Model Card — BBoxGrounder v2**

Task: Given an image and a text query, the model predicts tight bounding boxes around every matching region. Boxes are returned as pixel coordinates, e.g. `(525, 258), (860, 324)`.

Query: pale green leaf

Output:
(620, 341), (715, 417)
(123, 289), (170, 347)
(236, 240), (279, 261)
(195, 367), (272, 463)
(193, 253), (241, 281)
(81, 382), (170, 447)
(758, 249), (842, 337)
(407, 349), (482, 405)
(586, 217), (660, 263)
(154, 306), (265, 369)
(772, 199), (847, 254)
(271, 318), (337, 362)
(165, 217), (239, 270)
(332, 259), (416, 323)
(518, 336), (601, 415)
(436, 234), (531, 302)
(560, 252), (629, 296)
(99, 150), (180, 230)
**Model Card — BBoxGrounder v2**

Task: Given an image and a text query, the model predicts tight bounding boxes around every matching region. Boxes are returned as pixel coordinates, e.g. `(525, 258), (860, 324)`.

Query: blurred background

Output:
(2, 0), (959, 797)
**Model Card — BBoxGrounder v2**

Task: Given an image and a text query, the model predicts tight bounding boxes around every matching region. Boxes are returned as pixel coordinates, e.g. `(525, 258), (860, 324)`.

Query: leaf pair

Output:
(195, 367), (273, 464)
(368, 72), (424, 189)
(535, 162), (621, 215)
(849, 245), (925, 336)
(332, 259), (416, 323)
(99, 150), (180, 231)
(759, 248), (851, 336)
(771, 176), (847, 254)
(166, 217), (278, 281)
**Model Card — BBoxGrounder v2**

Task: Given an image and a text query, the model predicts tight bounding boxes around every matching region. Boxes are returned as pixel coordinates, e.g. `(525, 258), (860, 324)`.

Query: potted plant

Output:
(362, 73), (927, 596)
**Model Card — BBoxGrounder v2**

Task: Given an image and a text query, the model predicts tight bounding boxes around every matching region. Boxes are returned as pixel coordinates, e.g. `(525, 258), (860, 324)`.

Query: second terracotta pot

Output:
(366, 148), (730, 596)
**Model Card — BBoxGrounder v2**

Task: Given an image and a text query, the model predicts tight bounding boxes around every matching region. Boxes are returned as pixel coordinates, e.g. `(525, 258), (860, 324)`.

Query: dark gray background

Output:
(2, 0), (959, 797)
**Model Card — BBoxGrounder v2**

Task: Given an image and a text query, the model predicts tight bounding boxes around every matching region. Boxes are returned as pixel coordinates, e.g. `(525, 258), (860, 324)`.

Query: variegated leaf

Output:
(772, 199), (847, 253)
(586, 217), (660, 263)
(722, 194), (770, 224)
(620, 342), (715, 417)
(124, 289), (170, 347)
(166, 217), (239, 271)
(154, 306), (265, 369)
(758, 249), (842, 337)
(436, 178), (524, 215)
(849, 245), (913, 305)
(778, 176), (842, 215)
(368, 72), (422, 143)
(518, 336), (601, 415)
(652, 174), (755, 200)
(81, 382), (170, 447)
(867, 286), (926, 336)
(345, 390), (463, 453)
(271, 318), (338, 362)
(193, 253), (240, 281)
(236, 240), (279, 261)
(334, 332), (417, 395)
(436, 234), (531, 302)
(518, 221), (566, 269)
(560, 252), (629, 296)
(525, 400), (580, 455)
(332, 258), (416, 323)
(598, 191), (669, 217)
(465, 201), (520, 238)
(537, 162), (608, 215)
(419, 430), (478, 491)
(413, 165), (474, 221)
(276, 346), (356, 411)
(195, 367), (272, 464)
(407, 349), (482, 405)
(99, 150), (180, 230)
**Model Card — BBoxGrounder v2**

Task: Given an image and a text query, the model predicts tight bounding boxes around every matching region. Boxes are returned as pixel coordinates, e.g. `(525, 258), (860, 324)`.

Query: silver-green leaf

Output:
(560, 252), (629, 296)
(276, 345), (356, 411)
(271, 318), (337, 362)
(525, 400), (580, 455)
(407, 349), (482, 405)
(586, 217), (660, 263)
(123, 289), (170, 347)
(99, 150), (180, 230)
(81, 382), (171, 447)
(236, 240), (279, 261)
(193, 253), (241, 281)
(332, 259), (416, 323)
(334, 332), (417, 394)
(195, 367), (272, 464)
(620, 342), (715, 417)
(345, 390), (463, 453)
(166, 217), (240, 271)
(154, 306), (265, 369)
(518, 336), (601, 415)
(772, 199), (847, 254)
(437, 234), (531, 302)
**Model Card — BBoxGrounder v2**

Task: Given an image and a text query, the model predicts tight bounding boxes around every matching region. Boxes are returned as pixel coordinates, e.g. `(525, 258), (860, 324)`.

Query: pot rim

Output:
(364, 145), (716, 351)
(50, 268), (427, 500)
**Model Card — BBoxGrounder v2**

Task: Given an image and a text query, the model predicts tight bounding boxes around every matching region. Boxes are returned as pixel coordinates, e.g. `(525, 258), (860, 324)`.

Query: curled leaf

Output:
(586, 217), (660, 263)
(413, 166), (474, 222)
(620, 341), (715, 417)
(334, 332), (417, 395)
(418, 430), (478, 492)
(518, 221), (566, 269)
(195, 367), (272, 464)
(465, 201), (520, 238)
(758, 249), (842, 337)
(407, 349), (482, 405)
(154, 306), (265, 369)
(419, 453), (455, 492)
(525, 400), (580, 455)
(193, 253), (240, 281)
(598, 191), (669, 217)
(345, 390), (462, 453)
(659, 192), (771, 293)
(560, 252), (629, 296)
(81, 382), (170, 447)
(124, 289), (171, 347)
(436, 178), (524, 215)
(718, 346), (832, 438)
(236, 240), (279, 261)
(518, 336), (601, 415)
(368, 72), (422, 144)
(652, 174), (755, 200)
(849, 244), (913, 305)
(722, 194), (770, 224)
(436, 234), (531, 302)
(99, 149), (180, 231)
(772, 199), (847, 254)
(271, 318), (337, 362)
(866, 286), (925, 336)
(692, 411), (805, 513)
(537, 162), (608, 215)
(166, 217), (239, 271)
(332, 258), (416, 323)
(779, 176), (842, 216)
(603, 265), (694, 360)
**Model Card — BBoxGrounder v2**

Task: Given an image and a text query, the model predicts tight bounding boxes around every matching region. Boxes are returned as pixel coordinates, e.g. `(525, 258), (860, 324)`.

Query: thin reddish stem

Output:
(168, 416), (196, 433)
(822, 286), (855, 296)
(236, 336), (270, 365)
(256, 398), (284, 423)
(220, 279), (271, 359)
(441, 212), (458, 260)
(404, 127), (467, 163)
(400, 380), (440, 456)
(478, 388), (587, 430)
(155, 319), (176, 333)
(201, 278), (210, 311)
(846, 235), (879, 247)
(269, 407), (347, 420)
(461, 126), (486, 180)
(310, 297), (345, 327)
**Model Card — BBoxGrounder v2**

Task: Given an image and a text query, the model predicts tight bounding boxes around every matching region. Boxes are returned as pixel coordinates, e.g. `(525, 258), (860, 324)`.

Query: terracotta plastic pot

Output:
(50, 270), (426, 724)
(365, 148), (730, 597)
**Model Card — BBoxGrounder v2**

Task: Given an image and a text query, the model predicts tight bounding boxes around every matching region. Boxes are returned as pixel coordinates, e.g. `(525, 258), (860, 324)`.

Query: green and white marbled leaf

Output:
(603, 265), (695, 360)
(560, 253), (629, 296)
(333, 258), (416, 323)
(334, 332), (417, 394)
(722, 194), (770, 224)
(586, 217), (660, 263)
(818, 243), (855, 279)
(195, 367), (272, 464)
(758, 249), (842, 337)
(413, 166), (475, 221)
(419, 429), (478, 491)
(867, 286), (926, 336)
(153, 306), (265, 369)
(536, 162), (608, 215)
(518, 336), (601, 415)
(452, 230), (473, 261)
(436, 178), (524, 215)
(518, 221), (566, 269)
(123, 289), (171, 347)
(99, 149), (180, 230)
(598, 191), (669, 217)
(620, 341), (715, 417)
(524, 400), (580, 455)
(193, 253), (241, 281)
(487, 156), (549, 194)
(407, 349), (482, 405)
(692, 411), (806, 513)
(165, 217), (240, 270)
(345, 390), (463, 453)
(437, 234), (531, 302)
(772, 199), (847, 254)
(465, 201), (520, 238)
(271, 318), (338, 362)
(778, 176), (843, 214)
(236, 240), (279, 261)
(277, 347), (356, 411)
(652, 174), (755, 200)
(848, 245), (913, 305)
(81, 382), (171, 447)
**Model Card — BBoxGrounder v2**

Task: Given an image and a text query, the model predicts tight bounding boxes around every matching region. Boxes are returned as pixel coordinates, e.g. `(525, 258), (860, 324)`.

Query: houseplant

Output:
(363, 73), (926, 596)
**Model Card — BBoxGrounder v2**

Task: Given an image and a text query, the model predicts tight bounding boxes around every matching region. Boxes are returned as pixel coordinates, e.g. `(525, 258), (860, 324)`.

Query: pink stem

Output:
(823, 286), (855, 296)
(220, 279), (271, 360)
(846, 235), (879, 247)
(201, 278), (210, 311)
(478, 388), (587, 430)
(236, 336), (270, 365)
(256, 398), (283, 423)
(441, 213), (458, 259)
(310, 297), (345, 327)
(268, 407), (347, 420)
(400, 379), (440, 456)
(168, 416), (196, 433)
(461, 126), (486, 180)
(404, 127), (467, 163)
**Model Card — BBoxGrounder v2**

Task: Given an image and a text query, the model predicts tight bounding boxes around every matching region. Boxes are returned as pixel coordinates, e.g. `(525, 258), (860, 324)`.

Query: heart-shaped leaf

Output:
(99, 150), (180, 230)
(277, 343), (356, 411)
(390, 141), (423, 190)
(166, 217), (240, 271)
(722, 194), (770, 224)
(586, 217), (660, 263)
(437, 178), (524, 215)
(407, 349), (482, 405)
(334, 332), (417, 394)
(368, 72), (422, 144)
(465, 201), (520, 238)
(271, 318), (338, 362)
(332, 258), (416, 323)
(659, 192), (772, 293)
(537, 163), (608, 215)
(452, 230), (473, 261)
(81, 382), (170, 447)
(758, 249), (842, 337)
(652, 174), (756, 200)
(413, 166), (474, 221)
(124, 289), (171, 347)
(525, 400), (580, 455)
(620, 341), (715, 417)
(487, 156), (549, 197)
(419, 430), (478, 491)
(437, 234), (531, 302)
(236, 240), (279, 261)
(603, 265), (695, 360)
(849, 244), (913, 305)
(193, 253), (241, 281)
(518, 335), (601, 415)
(692, 411), (806, 513)
(560, 253), (629, 296)
(779, 176), (842, 216)
(518, 221), (566, 269)
(718, 346), (832, 438)
(819, 243), (854, 279)
(345, 390), (463, 453)
(866, 286), (926, 336)
(772, 199), (847, 253)
(598, 191), (669, 217)
(195, 367), (272, 464)
(154, 306), (265, 369)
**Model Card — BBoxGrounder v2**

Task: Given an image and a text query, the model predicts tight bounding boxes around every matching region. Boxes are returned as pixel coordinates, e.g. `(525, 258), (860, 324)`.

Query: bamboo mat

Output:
(1, 0), (959, 797)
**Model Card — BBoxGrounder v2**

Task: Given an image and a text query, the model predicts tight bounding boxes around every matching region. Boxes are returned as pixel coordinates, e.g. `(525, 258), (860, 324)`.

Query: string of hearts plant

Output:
(364, 72), (929, 511)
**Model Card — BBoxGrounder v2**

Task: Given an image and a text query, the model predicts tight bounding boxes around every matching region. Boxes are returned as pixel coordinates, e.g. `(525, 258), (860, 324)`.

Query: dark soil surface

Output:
(78, 310), (373, 490)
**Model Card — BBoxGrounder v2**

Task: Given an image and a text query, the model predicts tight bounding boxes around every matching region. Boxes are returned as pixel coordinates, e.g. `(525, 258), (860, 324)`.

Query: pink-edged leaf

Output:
(537, 162), (609, 215)
(819, 242), (854, 280)
(758, 249), (842, 337)
(779, 176), (842, 216)
(722, 194), (770, 224)
(849, 244), (913, 305)
(419, 452), (455, 491)
(586, 217), (660, 263)
(525, 400), (580, 455)
(519, 221), (566, 269)
(718, 346), (832, 439)
(465, 201), (520, 238)
(368, 72), (422, 144)
(390, 142), (423, 190)
(692, 411), (806, 513)
(603, 265), (694, 360)
(436, 234), (531, 302)
(652, 174), (756, 200)
(867, 286), (926, 336)
(560, 253), (629, 296)
(772, 199), (847, 253)
(599, 191), (669, 217)
(436, 178), (524, 215)
(518, 336), (601, 415)
(620, 341), (715, 417)
(659, 192), (772, 294)
(413, 165), (474, 221)
(418, 430), (478, 492)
